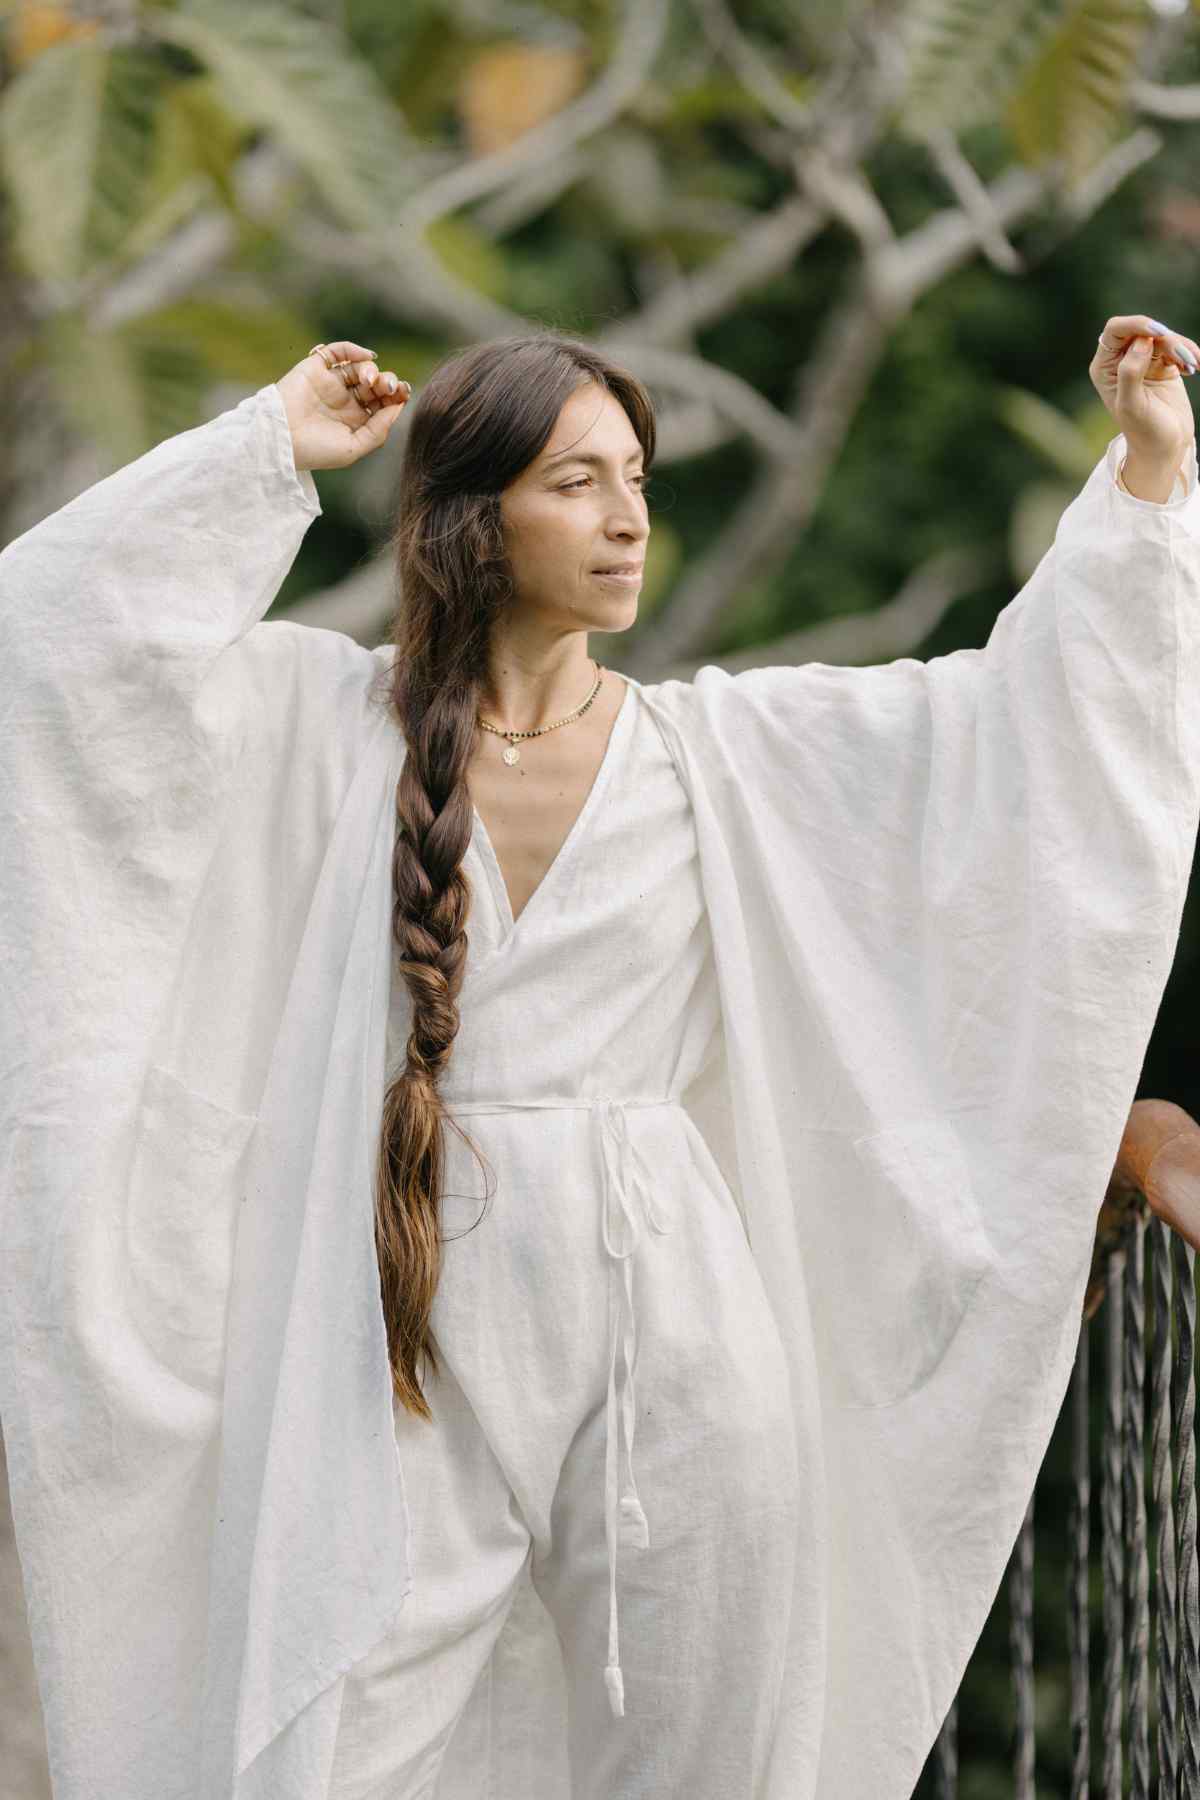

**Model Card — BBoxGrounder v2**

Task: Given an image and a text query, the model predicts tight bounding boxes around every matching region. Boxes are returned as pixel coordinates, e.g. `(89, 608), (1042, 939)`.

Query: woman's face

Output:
(499, 382), (650, 633)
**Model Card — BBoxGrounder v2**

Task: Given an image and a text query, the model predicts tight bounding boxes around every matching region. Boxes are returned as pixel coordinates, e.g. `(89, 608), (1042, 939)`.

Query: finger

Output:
(309, 343), (382, 406)
(1095, 315), (1166, 354)
(1115, 332), (1152, 401)
(307, 342), (376, 387)
(330, 358), (381, 408)
(347, 401), (408, 458)
(1143, 317), (1200, 366)
(1095, 315), (1198, 372)
(372, 370), (412, 402)
(348, 364), (379, 406)
(1159, 330), (1200, 371)
(318, 339), (378, 365)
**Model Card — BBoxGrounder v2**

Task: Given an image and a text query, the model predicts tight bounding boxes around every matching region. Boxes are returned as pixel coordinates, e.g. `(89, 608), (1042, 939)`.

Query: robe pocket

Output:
(126, 1063), (258, 1399)
(832, 1117), (996, 1410)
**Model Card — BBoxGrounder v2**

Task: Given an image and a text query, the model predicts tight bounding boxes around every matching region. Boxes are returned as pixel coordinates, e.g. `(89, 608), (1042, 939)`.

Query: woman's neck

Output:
(477, 651), (602, 735)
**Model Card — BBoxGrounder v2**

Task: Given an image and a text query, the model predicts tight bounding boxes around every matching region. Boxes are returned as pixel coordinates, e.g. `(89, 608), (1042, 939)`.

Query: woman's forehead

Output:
(543, 384), (639, 456)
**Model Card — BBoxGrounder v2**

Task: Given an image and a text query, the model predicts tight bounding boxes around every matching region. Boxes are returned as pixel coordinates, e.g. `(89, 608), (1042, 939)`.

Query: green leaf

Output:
(663, 73), (799, 127)
(38, 311), (211, 466)
(115, 295), (322, 391)
(160, 73), (255, 214)
(994, 384), (1095, 480)
(425, 215), (510, 301)
(150, 0), (423, 230)
(113, 75), (255, 269)
(343, 0), (450, 63)
(1005, 0), (1147, 190)
(0, 37), (165, 284)
(896, 0), (1061, 140)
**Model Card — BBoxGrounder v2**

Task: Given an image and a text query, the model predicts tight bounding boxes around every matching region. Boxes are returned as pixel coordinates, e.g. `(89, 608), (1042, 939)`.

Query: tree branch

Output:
(472, 148), (590, 237)
(919, 129), (1023, 274)
(600, 194), (826, 348)
(641, 544), (992, 683)
(690, 0), (814, 135)
(275, 547), (396, 647)
(87, 143), (289, 330)
(398, 0), (671, 232)
(1130, 76), (1200, 121)
(788, 146), (894, 255)
(631, 124), (1160, 676)
(609, 343), (807, 459)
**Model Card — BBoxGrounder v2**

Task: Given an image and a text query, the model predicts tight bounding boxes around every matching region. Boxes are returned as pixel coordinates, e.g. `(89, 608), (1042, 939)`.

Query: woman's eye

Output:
(560, 475), (648, 491)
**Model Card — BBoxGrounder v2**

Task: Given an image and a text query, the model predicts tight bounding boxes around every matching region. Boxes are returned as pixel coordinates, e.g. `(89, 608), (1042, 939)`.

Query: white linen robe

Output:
(0, 381), (1196, 1799)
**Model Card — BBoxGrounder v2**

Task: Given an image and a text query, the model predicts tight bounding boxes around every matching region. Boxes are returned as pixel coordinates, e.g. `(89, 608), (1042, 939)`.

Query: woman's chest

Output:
(464, 693), (704, 974)
(386, 696), (722, 1095)
(466, 678), (633, 928)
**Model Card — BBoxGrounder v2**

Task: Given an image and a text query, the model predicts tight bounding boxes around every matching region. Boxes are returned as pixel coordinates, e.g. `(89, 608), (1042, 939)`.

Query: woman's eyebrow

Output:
(541, 449), (644, 468)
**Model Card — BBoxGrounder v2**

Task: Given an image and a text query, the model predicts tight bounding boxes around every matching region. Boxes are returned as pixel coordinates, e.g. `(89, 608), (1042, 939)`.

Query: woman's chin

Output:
(589, 607), (637, 636)
(582, 592), (640, 633)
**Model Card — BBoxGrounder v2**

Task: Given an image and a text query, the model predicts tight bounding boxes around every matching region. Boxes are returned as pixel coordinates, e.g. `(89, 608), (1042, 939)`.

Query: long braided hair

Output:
(374, 332), (657, 1421)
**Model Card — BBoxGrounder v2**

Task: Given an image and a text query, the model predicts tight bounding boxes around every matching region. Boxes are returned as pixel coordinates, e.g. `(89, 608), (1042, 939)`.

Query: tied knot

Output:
(604, 1663), (626, 1719)
(618, 1493), (649, 1547)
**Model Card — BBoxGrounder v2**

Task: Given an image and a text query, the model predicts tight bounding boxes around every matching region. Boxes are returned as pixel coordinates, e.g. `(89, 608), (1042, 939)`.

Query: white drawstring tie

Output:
(596, 1098), (673, 1718)
(443, 1091), (678, 1723)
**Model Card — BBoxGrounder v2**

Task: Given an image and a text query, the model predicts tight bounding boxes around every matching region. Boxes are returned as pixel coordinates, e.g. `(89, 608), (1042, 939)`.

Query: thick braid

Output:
(375, 675), (480, 1422)
(391, 714), (474, 1084)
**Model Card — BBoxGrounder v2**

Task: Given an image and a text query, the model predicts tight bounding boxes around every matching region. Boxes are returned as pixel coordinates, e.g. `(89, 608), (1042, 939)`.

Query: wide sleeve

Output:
(0, 380), (321, 747)
(713, 428), (1196, 1118)
(0, 382), (325, 1087)
(0, 390), (373, 1800)
(660, 427), (1199, 1398)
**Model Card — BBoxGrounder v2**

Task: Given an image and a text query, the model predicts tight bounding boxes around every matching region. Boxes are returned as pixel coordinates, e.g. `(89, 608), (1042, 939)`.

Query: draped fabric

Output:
(1, 381), (1196, 1797)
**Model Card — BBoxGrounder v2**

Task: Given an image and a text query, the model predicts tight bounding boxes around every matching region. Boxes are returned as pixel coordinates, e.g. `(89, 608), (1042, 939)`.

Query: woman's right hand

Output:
(277, 341), (412, 472)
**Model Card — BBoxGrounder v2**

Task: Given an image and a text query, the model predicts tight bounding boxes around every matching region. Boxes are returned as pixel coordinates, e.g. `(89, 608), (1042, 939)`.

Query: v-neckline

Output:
(469, 678), (635, 948)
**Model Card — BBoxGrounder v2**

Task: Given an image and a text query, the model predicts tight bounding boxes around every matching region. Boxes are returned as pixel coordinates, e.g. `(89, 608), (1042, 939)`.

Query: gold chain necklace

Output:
(476, 661), (604, 767)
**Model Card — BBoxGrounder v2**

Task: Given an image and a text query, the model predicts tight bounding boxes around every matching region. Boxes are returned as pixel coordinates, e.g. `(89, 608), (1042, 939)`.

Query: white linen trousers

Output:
(326, 678), (804, 1798)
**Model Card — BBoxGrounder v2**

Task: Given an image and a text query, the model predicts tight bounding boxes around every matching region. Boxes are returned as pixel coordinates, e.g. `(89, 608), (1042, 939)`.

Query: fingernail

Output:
(1148, 319), (1172, 336)
(383, 374), (398, 392)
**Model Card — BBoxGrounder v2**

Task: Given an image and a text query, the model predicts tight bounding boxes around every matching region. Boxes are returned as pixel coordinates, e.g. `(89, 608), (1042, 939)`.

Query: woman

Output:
(1, 318), (1197, 1800)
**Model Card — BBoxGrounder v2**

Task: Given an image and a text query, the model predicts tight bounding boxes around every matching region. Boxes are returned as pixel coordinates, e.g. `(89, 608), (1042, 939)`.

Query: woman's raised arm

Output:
(0, 340), (408, 709)
(0, 347), (409, 1076)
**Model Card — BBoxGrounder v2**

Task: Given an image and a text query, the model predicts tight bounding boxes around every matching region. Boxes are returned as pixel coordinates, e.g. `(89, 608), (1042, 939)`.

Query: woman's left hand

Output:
(1090, 314), (1198, 469)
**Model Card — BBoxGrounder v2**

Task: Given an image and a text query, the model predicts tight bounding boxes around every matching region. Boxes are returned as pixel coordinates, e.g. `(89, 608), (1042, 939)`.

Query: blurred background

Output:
(1, 0), (1199, 1792)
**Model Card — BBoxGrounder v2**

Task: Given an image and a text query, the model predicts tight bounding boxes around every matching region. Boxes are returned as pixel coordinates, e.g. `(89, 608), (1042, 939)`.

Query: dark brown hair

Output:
(374, 332), (657, 1421)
